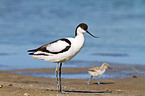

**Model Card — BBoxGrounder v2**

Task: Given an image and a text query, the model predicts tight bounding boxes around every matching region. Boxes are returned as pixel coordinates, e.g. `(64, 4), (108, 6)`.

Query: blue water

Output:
(11, 70), (145, 79)
(0, 0), (145, 70)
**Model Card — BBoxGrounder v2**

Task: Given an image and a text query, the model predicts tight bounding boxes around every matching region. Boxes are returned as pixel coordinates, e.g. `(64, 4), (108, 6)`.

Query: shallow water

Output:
(11, 70), (145, 79)
(0, 0), (145, 70)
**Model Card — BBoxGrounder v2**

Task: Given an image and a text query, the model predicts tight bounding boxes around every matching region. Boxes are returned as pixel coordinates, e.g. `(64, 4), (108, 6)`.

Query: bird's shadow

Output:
(93, 82), (114, 85)
(65, 90), (112, 94)
(48, 89), (112, 94)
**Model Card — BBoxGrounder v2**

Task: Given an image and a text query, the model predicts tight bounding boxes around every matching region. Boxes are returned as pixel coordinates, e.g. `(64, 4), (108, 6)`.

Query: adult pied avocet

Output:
(28, 23), (97, 93)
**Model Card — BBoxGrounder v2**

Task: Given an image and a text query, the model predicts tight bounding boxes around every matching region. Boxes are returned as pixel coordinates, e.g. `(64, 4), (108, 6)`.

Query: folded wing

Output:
(28, 38), (71, 56)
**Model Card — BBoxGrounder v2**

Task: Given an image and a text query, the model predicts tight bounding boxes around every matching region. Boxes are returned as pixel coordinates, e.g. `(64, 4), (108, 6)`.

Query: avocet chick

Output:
(87, 63), (111, 85)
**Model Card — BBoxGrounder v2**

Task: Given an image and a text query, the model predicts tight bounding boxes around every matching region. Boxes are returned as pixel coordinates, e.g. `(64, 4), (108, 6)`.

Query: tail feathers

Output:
(28, 52), (49, 56)
(28, 49), (49, 56)
(27, 49), (37, 52)
(28, 53), (34, 55)
(28, 49), (36, 55)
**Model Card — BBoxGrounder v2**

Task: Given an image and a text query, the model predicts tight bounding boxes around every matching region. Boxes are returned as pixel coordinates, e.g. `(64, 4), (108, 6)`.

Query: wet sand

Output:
(0, 64), (145, 96)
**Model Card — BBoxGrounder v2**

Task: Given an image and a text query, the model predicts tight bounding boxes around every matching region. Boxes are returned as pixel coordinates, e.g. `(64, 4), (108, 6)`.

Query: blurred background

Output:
(0, 0), (145, 70)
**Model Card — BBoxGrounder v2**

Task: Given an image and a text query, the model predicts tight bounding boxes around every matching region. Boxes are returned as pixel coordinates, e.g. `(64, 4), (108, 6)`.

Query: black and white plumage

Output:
(28, 23), (97, 93)
(28, 38), (71, 56)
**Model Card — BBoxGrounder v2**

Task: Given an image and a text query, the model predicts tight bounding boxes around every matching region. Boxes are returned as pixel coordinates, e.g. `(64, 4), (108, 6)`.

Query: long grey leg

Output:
(58, 63), (62, 93)
(87, 76), (93, 85)
(55, 63), (59, 90)
(95, 78), (101, 85)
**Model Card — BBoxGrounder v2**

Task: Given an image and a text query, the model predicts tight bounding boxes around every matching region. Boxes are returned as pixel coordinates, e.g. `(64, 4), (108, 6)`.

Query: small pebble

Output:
(8, 84), (13, 86)
(132, 75), (137, 78)
(117, 90), (124, 92)
(0, 85), (3, 88)
(106, 89), (112, 93)
(24, 93), (30, 96)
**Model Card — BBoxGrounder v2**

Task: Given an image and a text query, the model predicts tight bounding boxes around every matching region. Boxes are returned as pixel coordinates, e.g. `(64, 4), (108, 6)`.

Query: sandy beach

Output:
(0, 1), (145, 96)
(0, 64), (145, 96)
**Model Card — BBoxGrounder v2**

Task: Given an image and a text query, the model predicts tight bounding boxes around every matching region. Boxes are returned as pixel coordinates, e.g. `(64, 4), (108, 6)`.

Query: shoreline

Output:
(4, 63), (145, 79)
(0, 64), (145, 96)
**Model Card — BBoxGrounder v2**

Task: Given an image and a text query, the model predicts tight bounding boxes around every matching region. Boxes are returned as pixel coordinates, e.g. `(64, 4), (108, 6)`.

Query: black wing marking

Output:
(28, 38), (71, 55)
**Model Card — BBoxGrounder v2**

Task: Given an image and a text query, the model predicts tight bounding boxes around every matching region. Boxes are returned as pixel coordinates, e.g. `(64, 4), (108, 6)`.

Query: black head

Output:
(78, 23), (88, 31)
(75, 23), (88, 36)
(75, 23), (98, 38)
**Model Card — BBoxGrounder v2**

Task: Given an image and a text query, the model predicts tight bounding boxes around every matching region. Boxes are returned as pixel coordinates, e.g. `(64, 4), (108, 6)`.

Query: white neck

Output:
(73, 33), (85, 52)
(75, 27), (86, 36)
